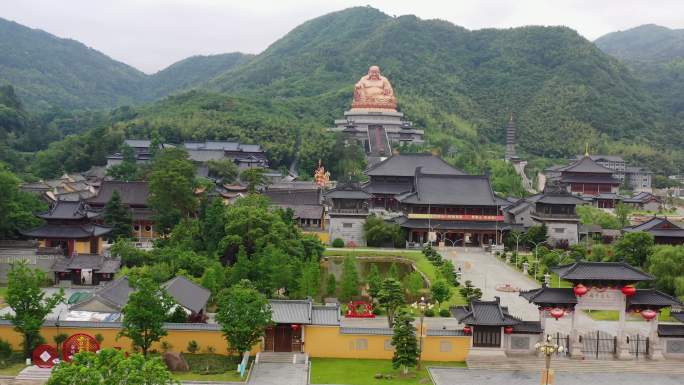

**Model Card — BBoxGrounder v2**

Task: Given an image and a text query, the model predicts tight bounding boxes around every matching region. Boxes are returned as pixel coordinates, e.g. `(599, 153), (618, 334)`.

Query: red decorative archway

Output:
(345, 301), (375, 318)
(62, 333), (100, 362)
(32, 344), (59, 368)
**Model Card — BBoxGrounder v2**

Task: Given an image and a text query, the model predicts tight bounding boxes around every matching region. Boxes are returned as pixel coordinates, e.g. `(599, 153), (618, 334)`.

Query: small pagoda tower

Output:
(505, 114), (517, 162)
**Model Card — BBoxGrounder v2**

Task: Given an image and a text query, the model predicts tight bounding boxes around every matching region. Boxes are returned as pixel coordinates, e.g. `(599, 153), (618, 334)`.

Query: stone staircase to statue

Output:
(466, 356), (684, 374)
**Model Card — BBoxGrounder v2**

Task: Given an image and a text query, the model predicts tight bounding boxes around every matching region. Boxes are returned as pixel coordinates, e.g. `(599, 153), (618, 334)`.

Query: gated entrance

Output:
(547, 332), (569, 356)
(628, 334), (650, 360)
(580, 330), (616, 359)
(473, 326), (501, 348)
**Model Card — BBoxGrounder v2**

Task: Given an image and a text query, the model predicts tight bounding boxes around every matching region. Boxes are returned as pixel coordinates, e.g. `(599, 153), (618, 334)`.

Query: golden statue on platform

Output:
(313, 160), (330, 188)
(351, 65), (397, 110)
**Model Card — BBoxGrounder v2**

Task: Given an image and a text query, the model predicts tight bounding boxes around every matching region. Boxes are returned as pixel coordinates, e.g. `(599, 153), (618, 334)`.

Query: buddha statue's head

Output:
(368, 65), (381, 80)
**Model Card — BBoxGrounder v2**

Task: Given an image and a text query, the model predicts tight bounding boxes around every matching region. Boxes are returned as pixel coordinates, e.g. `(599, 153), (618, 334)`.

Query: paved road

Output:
(440, 247), (653, 336)
(248, 363), (307, 385)
(429, 367), (684, 385)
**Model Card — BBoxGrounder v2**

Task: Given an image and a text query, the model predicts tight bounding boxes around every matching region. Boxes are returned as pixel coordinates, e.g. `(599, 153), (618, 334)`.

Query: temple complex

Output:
(330, 66), (424, 162)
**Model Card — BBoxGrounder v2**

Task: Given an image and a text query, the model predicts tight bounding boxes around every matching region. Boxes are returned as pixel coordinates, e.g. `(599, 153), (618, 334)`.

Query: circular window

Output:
(134, 225), (140, 231)
(145, 226), (152, 232)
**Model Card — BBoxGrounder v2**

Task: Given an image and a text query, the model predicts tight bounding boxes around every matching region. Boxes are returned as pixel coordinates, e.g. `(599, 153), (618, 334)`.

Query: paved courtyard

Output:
(429, 368), (684, 385)
(441, 247), (654, 336)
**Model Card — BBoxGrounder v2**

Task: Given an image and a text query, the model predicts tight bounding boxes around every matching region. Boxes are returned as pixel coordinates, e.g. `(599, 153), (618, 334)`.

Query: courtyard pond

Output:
(322, 256), (428, 297)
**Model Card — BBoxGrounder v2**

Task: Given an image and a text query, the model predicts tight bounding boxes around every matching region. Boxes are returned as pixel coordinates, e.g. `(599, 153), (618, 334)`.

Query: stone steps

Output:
(12, 366), (52, 383)
(467, 357), (684, 374)
(257, 352), (307, 364)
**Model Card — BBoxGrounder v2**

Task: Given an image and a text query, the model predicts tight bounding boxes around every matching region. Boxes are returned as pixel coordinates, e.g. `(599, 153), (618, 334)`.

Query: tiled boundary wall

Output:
(0, 321), (469, 362)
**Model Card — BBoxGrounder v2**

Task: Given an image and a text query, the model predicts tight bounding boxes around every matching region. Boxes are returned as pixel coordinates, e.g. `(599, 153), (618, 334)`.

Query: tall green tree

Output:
(614, 202), (632, 229)
(207, 158), (239, 182)
(388, 263), (400, 281)
(107, 144), (139, 181)
(340, 256), (360, 301)
(378, 278), (405, 328)
(366, 264), (382, 300)
(430, 279), (452, 308)
(298, 257), (321, 299)
(364, 215), (404, 247)
(325, 273), (337, 297)
(148, 148), (198, 233)
(391, 311), (420, 375)
(525, 224), (548, 247)
(402, 272), (424, 302)
(119, 277), (174, 357)
(647, 245), (684, 295)
(47, 349), (178, 385)
(215, 281), (272, 356)
(198, 198), (227, 257)
(614, 231), (654, 266)
(103, 190), (133, 240)
(0, 164), (46, 239)
(240, 168), (267, 193)
(5, 263), (64, 357)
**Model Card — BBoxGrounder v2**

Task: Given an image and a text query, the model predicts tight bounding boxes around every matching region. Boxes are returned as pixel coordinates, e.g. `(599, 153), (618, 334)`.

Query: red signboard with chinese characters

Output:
(32, 344), (59, 368)
(407, 213), (504, 222)
(62, 333), (100, 362)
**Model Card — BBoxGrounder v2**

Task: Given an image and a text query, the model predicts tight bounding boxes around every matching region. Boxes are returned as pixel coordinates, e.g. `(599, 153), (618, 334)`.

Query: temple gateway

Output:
(330, 66), (424, 162)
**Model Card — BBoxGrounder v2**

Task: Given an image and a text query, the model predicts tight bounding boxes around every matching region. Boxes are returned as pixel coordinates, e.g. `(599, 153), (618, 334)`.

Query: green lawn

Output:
(324, 248), (466, 306)
(170, 353), (246, 382)
(310, 358), (465, 385)
(0, 363), (26, 376)
(586, 308), (677, 322)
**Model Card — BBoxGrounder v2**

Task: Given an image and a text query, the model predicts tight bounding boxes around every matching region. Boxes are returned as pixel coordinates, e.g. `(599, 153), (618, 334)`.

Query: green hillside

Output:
(207, 8), (675, 169)
(0, 18), (146, 110)
(143, 53), (253, 100)
(596, 24), (684, 147)
(3, 8), (684, 181)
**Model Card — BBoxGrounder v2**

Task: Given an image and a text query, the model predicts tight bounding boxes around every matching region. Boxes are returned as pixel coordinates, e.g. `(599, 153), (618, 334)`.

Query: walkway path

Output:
(440, 247), (653, 336)
(429, 367), (684, 385)
(247, 363), (307, 385)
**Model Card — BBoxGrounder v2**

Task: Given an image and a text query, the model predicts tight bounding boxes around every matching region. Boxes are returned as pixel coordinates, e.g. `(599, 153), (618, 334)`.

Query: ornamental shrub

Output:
(332, 238), (345, 248)
(439, 309), (451, 317)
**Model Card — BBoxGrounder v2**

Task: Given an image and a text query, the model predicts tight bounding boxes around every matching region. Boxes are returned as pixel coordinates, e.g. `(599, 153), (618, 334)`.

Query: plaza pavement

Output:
(429, 367), (684, 385)
(247, 363), (307, 385)
(441, 247), (654, 336)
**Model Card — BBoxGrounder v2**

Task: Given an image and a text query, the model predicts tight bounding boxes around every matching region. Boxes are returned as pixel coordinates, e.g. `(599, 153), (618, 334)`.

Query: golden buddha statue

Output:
(351, 65), (397, 110)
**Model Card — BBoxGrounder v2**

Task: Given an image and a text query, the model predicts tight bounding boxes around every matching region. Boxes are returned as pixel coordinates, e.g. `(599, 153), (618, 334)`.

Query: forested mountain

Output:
(0, 18), (146, 110)
(0, 18), (253, 110)
(596, 25), (684, 148)
(3, 8), (684, 181)
(143, 53), (253, 100)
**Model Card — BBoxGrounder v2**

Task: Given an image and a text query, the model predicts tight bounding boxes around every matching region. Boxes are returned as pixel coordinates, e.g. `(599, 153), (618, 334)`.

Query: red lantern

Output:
(621, 285), (637, 297)
(549, 308), (565, 320)
(573, 284), (588, 297)
(504, 326), (514, 334)
(641, 309), (657, 321)
(291, 324), (300, 331)
(463, 326), (472, 335)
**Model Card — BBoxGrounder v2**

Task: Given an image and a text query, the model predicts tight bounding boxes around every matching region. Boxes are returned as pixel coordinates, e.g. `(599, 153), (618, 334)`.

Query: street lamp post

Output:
(535, 335), (564, 385)
(529, 240), (548, 280)
(414, 296), (430, 370)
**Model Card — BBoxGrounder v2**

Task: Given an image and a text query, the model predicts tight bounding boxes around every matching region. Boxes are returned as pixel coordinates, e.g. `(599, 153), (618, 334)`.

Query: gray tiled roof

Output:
(672, 311), (684, 323)
(452, 299), (521, 326)
(278, 204), (324, 220)
(520, 287), (578, 305)
(340, 327), (393, 335)
(365, 154), (465, 177)
(658, 324), (684, 337)
(558, 156), (613, 174)
(269, 300), (313, 324)
(88, 181), (150, 206)
(560, 175), (620, 184)
(552, 261), (654, 282)
(37, 201), (92, 220)
(624, 217), (682, 232)
(536, 194), (586, 205)
(71, 276), (134, 312)
(362, 181), (412, 195)
(512, 321), (543, 334)
(426, 329), (465, 336)
(264, 189), (320, 206)
(628, 289), (683, 307)
(162, 276), (211, 314)
(394, 217), (499, 231)
(22, 224), (112, 239)
(311, 305), (341, 325)
(396, 173), (497, 206)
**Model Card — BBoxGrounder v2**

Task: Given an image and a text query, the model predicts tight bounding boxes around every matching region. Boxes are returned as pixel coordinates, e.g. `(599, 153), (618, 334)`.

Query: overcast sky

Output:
(2, 0), (684, 74)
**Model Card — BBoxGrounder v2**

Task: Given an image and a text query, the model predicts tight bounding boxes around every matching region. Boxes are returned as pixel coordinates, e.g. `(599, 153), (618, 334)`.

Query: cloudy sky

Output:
(3, 0), (684, 73)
